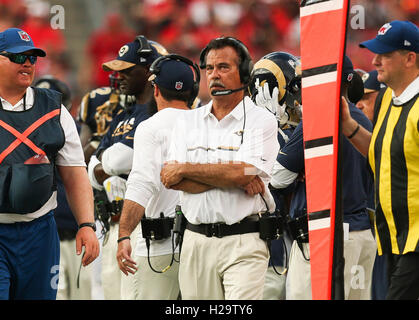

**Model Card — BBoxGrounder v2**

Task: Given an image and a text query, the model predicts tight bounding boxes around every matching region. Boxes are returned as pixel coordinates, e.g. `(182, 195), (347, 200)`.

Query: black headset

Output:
(134, 35), (153, 58)
(199, 36), (253, 84)
(150, 54), (200, 108)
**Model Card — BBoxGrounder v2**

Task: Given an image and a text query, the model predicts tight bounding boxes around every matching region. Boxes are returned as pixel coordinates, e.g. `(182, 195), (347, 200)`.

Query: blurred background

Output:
(0, 0), (418, 113)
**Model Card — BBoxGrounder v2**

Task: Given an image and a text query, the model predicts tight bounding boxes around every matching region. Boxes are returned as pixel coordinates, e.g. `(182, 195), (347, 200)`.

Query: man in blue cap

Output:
(116, 54), (199, 299)
(87, 35), (168, 299)
(0, 28), (45, 96)
(0, 28), (99, 300)
(341, 20), (419, 300)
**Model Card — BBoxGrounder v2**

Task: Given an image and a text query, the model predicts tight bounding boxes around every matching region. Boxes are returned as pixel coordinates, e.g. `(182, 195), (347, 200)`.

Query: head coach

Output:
(160, 37), (280, 300)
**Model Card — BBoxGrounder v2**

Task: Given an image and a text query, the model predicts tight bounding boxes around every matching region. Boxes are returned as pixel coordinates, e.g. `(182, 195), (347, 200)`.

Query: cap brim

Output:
(7, 46), (46, 57)
(102, 60), (135, 71)
(359, 39), (397, 54)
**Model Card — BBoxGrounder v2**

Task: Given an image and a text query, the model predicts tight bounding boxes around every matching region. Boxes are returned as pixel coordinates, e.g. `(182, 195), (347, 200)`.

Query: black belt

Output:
(186, 215), (259, 238)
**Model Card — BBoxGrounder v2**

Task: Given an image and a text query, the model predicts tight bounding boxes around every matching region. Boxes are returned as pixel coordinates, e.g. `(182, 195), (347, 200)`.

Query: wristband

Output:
(347, 123), (360, 139)
(117, 236), (131, 243)
(79, 222), (96, 232)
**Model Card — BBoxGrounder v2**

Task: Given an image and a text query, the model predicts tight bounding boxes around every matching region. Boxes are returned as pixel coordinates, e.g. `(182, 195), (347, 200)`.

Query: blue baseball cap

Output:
(359, 20), (419, 54)
(0, 28), (46, 56)
(150, 59), (194, 92)
(342, 55), (355, 82)
(361, 70), (386, 93)
(102, 38), (168, 71)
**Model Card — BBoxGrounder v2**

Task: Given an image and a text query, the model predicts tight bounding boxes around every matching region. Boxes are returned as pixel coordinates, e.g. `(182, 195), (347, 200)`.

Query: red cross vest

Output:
(0, 87), (65, 214)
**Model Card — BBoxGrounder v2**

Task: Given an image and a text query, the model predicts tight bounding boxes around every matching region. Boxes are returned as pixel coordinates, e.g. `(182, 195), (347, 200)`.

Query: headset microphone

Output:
(211, 85), (248, 96)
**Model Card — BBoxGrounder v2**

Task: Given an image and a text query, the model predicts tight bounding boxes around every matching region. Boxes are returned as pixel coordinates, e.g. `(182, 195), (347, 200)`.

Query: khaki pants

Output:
(179, 229), (269, 300)
(57, 238), (92, 300)
(286, 229), (377, 300)
(101, 223), (121, 299)
(102, 223), (141, 300)
(263, 266), (287, 300)
(343, 229), (377, 299)
(120, 225), (140, 300)
(132, 254), (180, 300)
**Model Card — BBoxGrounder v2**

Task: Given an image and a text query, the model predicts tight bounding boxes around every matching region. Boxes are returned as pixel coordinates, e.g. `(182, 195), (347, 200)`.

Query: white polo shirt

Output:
(125, 107), (189, 257)
(168, 96), (279, 225)
(0, 87), (85, 223)
(392, 75), (419, 105)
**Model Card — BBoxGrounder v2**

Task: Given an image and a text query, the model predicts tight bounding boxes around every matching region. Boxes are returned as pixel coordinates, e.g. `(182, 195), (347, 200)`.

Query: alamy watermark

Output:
(47, 3), (367, 31)
(50, 5), (65, 30)
(349, 5), (366, 30)
(350, 264), (366, 290)
(50, 264), (61, 290)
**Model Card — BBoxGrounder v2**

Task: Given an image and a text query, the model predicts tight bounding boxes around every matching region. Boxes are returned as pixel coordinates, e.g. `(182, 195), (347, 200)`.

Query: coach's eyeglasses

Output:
(0, 52), (37, 65)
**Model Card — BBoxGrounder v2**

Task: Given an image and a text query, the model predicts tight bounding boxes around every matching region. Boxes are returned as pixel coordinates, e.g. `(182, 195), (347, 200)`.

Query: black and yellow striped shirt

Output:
(369, 87), (419, 255)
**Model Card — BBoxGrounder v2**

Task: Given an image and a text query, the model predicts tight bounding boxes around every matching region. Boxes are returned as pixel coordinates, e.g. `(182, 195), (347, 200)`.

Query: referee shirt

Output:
(167, 96), (279, 225)
(0, 87), (85, 223)
(369, 76), (419, 255)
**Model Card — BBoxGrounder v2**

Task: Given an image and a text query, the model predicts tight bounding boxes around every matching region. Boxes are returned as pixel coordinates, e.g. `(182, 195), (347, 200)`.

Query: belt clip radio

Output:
(173, 205), (187, 253)
(286, 212), (309, 243)
(141, 212), (174, 241)
(258, 210), (283, 241)
(173, 205), (187, 237)
(142, 212), (177, 274)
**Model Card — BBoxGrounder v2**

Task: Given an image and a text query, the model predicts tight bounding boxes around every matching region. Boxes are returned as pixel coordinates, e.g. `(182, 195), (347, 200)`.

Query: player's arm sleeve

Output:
(270, 122), (304, 189)
(87, 154), (104, 190)
(101, 142), (133, 176)
(270, 161), (299, 189)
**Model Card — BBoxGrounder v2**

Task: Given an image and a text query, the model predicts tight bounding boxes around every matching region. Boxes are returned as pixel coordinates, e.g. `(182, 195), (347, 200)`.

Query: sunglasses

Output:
(0, 52), (37, 65)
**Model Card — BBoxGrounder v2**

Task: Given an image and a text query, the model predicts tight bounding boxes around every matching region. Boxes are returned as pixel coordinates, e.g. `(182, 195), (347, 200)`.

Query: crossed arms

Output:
(160, 161), (266, 196)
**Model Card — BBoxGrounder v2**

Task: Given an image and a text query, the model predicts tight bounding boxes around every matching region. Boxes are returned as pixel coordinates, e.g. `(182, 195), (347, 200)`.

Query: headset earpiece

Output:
(135, 35), (153, 56)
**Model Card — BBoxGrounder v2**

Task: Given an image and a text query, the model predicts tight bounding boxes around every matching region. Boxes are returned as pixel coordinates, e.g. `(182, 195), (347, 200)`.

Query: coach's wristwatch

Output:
(78, 222), (97, 232)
